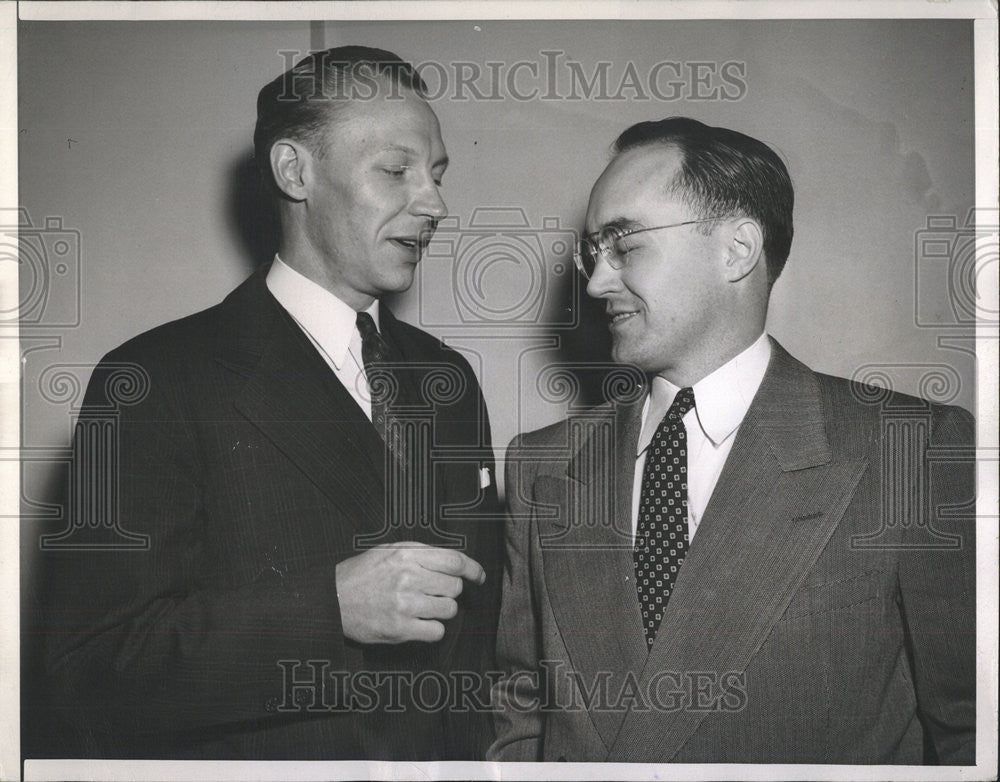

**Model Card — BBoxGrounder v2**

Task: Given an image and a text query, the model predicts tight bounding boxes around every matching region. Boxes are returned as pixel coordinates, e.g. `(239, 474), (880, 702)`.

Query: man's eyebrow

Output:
(589, 216), (639, 234)
(381, 144), (449, 169)
(382, 144), (416, 156)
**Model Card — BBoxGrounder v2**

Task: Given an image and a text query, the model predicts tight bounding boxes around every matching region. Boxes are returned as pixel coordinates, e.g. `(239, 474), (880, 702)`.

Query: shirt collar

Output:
(637, 332), (771, 455)
(266, 255), (379, 369)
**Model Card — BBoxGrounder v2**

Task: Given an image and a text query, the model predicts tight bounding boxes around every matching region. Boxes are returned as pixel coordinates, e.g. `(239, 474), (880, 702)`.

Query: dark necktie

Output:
(356, 312), (405, 456)
(634, 386), (696, 648)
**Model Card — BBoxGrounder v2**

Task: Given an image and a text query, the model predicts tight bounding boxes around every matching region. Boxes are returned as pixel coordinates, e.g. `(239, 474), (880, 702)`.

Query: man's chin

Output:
(380, 263), (418, 291)
(611, 341), (660, 374)
(611, 340), (640, 368)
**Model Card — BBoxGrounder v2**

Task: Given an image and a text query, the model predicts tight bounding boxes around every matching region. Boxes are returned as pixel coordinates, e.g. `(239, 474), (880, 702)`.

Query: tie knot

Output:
(666, 386), (695, 423)
(356, 311), (379, 341)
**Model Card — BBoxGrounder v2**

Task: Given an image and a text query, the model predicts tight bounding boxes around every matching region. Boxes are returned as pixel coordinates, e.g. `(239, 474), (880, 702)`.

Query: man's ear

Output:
(269, 139), (310, 201)
(723, 219), (764, 282)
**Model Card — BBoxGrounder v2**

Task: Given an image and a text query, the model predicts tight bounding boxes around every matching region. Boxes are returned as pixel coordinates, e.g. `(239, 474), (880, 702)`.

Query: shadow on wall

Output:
(226, 149), (279, 274)
(547, 259), (620, 409)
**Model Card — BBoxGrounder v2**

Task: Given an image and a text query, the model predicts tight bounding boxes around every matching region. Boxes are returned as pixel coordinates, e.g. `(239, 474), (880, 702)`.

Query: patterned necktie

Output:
(634, 386), (696, 648)
(356, 312), (404, 456)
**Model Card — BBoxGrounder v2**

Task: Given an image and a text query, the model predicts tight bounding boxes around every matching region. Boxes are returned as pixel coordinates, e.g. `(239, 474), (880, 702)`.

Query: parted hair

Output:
(253, 46), (427, 190)
(614, 117), (794, 287)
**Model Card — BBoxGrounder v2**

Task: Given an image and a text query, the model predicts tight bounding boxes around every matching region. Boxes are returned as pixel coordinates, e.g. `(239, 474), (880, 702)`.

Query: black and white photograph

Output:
(2, 1), (997, 780)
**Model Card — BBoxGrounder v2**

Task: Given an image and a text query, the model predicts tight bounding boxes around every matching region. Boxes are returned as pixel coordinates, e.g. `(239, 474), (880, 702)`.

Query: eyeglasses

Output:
(572, 218), (722, 279)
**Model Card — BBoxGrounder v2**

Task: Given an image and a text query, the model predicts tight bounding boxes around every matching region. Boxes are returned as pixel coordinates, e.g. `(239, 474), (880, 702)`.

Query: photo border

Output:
(2, 2), (996, 781)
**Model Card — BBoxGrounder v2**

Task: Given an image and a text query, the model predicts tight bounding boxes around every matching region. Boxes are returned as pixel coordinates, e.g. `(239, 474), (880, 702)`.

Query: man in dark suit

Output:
(489, 117), (976, 764)
(41, 47), (503, 759)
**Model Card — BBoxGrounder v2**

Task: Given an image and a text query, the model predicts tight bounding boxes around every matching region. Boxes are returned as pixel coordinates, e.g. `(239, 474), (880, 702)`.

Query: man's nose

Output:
(585, 254), (621, 299)
(411, 181), (448, 221)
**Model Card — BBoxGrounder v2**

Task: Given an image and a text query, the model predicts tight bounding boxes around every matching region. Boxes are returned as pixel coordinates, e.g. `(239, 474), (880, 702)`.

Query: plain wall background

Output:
(17, 18), (976, 566)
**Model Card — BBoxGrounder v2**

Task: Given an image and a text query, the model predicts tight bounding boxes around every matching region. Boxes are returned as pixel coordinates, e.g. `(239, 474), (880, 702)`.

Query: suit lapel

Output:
(373, 308), (479, 547)
(608, 342), (868, 761)
(219, 270), (388, 535)
(537, 396), (650, 750)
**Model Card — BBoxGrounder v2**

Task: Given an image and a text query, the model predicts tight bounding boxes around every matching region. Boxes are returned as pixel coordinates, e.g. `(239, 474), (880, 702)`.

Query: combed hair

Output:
(253, 46), (427, 191)
(614, 117), (794, 287)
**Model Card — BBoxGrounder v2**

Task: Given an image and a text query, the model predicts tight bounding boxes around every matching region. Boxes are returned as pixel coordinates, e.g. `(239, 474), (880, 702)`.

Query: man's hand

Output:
(335, 542), (486, 644)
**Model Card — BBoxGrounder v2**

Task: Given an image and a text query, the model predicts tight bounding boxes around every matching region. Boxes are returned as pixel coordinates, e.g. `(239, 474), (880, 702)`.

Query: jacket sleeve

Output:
(897, 403), (977, 764)
(41, 353), (351, 751)
(487, 434), (545, 761)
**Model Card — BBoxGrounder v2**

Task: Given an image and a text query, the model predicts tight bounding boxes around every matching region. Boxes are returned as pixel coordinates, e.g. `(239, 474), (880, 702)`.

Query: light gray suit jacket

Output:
(489, 341), (975, 764)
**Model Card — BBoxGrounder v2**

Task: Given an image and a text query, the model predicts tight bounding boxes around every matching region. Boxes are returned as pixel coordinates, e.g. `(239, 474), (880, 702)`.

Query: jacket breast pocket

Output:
(781, 572), (883, 620)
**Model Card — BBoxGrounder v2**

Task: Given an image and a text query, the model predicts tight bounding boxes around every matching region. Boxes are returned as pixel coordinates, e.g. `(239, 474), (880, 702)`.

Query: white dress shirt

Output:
(266, 256), (379, 421)
(631, 333), (772, 544)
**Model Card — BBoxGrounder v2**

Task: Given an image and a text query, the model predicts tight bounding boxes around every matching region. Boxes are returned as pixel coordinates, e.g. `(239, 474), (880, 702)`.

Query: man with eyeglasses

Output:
(489, 117), (975, 764)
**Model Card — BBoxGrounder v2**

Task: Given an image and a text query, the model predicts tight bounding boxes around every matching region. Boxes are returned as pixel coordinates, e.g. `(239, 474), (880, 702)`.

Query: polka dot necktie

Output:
(356, 312), (405, 459)
(634, 386), (696, 648)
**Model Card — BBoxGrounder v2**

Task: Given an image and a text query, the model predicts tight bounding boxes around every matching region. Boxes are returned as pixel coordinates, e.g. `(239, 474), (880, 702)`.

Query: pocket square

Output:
(479, 466), (492, 489)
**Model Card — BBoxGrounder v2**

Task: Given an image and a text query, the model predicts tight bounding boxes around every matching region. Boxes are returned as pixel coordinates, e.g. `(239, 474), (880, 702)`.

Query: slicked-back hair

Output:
(613, 117), (794, 287)
(253, 46), (428, 192)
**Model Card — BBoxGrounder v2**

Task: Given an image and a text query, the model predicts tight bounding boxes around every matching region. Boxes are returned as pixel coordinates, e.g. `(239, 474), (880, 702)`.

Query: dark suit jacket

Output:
(40, 266), (503, 759)
(490, 341), (975, 764)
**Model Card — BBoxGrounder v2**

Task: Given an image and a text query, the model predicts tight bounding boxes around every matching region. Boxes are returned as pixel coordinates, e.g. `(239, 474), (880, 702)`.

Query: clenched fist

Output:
(336, 541), (486, 644)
